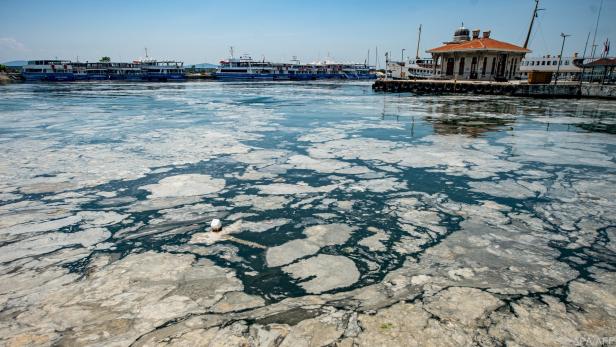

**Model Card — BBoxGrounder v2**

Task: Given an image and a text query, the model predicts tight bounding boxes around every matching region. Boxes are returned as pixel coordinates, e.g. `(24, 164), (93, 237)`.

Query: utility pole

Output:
(554, 33), (570, 85)
(415, 24), (422, 59)
(523, 0), (544, 49)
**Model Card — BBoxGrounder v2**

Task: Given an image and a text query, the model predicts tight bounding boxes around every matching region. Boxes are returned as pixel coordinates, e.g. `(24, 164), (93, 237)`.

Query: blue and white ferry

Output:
(215, 55), (291, 81)
(22, 58), (185, 82)
(215, 54), (375, 81)
(109, 62), (143, 80)
(139, 60), (186, 81)
(21, 60), (75, 81)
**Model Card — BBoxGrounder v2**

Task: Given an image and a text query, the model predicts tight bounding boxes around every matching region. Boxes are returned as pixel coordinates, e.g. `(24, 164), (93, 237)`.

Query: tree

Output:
(99, 56), (111, 63)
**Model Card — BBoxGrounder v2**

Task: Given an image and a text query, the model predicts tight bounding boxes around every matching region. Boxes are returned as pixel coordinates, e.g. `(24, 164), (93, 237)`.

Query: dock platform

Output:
(372, 80), (616, 99)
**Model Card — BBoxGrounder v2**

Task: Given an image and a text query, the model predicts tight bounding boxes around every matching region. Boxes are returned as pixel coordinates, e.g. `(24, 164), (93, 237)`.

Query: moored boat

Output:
(21, 60), (75, 81)
(215, 54), (376, 81)
(140, 60), (185, 81)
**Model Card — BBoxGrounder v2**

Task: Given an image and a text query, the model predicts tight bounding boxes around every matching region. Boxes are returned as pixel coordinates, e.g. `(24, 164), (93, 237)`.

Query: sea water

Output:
(1, 81), (615, 344)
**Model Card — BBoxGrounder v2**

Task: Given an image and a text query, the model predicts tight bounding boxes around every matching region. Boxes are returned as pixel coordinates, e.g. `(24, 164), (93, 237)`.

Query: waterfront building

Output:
(426, 26), (530, 81)
(582, 57), (616, 84)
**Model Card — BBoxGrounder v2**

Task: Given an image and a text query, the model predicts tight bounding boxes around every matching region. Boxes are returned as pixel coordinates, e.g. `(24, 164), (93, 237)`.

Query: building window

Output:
(565, 60), (570, 65)
(542, 61), (546, 65)
(491, 57), (496, 75)
(458, 57), (465, 76)
(446, 57), (455, 75)
(482, 57), (487, 76)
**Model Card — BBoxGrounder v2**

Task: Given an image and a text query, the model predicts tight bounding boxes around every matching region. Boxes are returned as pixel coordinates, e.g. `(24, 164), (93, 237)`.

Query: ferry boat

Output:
(519, 54), (586, 81)
(21, 60), (75, 81)
(302, 61), (375, 80)
(139, 60), (185, 81)
(215, 54), (376, 81)
(108, 62), (143, 80)
(22, 59), (185, 82)
(85, 62), (110, 80)
(215, 55), (292, 80)
(71, 62), (88, 80)
(387, 58), (436, 80)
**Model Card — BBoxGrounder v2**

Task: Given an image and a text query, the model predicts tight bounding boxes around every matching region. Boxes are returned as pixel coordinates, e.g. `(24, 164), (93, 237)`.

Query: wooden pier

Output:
(372, 79), (616, 99)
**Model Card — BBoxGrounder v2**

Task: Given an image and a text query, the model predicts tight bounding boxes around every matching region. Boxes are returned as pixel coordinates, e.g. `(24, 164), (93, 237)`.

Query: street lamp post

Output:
(554, 32), (570, 85)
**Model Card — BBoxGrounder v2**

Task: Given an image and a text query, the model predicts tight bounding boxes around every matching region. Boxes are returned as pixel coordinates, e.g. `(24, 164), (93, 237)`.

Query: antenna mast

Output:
(375, 46), (379, 70)
(145, 48), (148, 58)
(590, 0), (603, 59)
(523, 0), (544, 49)
(415, 24), (422, 59)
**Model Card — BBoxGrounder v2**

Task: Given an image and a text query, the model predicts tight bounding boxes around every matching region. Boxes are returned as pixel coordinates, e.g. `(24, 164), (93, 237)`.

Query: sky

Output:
(1, 0), (614, 66)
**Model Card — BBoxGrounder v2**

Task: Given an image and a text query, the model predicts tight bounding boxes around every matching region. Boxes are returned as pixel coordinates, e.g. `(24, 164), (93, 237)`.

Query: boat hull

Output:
(22, 72), (76, 81)
(142, 73), (186, 82)
(215, 73), (376, 81)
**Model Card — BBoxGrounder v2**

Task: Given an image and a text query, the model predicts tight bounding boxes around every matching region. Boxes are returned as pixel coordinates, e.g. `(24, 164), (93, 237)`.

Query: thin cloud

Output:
(0, 37), (28, 52)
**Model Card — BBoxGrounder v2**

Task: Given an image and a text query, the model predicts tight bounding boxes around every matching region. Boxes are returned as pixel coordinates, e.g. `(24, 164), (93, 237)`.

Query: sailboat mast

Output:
(415, 24), (422, 59)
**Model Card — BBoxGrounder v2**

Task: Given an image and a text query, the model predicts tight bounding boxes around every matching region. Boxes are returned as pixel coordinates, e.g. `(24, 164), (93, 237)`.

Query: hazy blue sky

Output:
(1, 0), (614, 65)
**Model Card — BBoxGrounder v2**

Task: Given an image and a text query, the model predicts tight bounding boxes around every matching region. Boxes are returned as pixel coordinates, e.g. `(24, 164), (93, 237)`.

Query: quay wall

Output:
(372, 80), (616, 99)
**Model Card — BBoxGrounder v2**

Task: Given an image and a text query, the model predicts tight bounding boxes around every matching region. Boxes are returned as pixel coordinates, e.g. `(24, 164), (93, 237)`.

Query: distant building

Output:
(427, 26), (530, 81)
(582, 57), (616, 84)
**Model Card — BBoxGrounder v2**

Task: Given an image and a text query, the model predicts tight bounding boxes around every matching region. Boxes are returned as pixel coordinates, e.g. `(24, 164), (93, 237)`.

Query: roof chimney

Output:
(482, 30), (491, 39)
(472, 29), (480, 39)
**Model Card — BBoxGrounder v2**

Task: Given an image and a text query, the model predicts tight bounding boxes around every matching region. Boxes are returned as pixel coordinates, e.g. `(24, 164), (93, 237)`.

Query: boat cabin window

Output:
(221, 69), (248, 73)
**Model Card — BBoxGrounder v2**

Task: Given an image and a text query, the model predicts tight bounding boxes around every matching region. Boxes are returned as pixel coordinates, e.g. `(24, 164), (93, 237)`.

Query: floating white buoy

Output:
(210, 218), (222, 232)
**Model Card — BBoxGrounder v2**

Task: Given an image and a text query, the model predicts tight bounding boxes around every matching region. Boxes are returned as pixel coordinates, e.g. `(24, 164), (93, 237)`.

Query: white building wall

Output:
(433, 52), (525, 81)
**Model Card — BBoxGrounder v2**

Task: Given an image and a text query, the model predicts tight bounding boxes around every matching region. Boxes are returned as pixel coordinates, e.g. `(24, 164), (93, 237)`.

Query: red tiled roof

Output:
(583, 57), (616, 67)
(427, 38), (530, 54)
